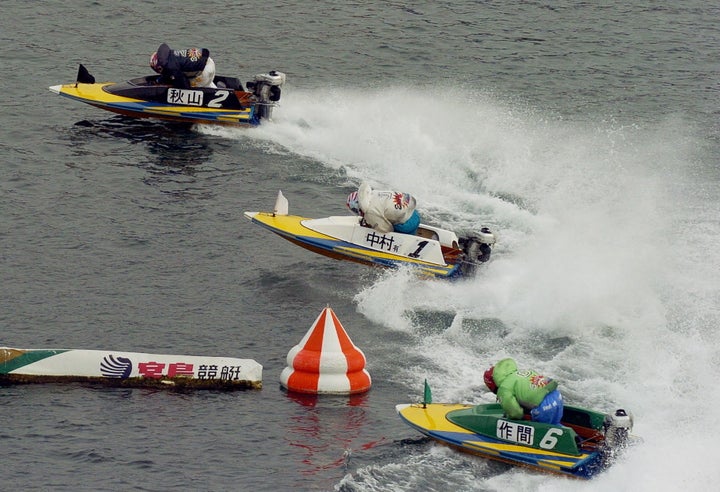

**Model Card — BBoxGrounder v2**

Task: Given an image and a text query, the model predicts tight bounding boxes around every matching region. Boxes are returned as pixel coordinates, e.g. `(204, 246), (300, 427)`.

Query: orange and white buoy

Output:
(281, 306), (371, 395)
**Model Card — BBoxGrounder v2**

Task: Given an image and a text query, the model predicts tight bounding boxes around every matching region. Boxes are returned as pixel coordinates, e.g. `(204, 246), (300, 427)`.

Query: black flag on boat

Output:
(75, 64), (95, 85)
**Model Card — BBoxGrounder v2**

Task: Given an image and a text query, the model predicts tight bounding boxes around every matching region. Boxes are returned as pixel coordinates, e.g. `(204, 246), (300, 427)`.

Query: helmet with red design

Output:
(484, 366), (497, 393)
(347, 190), (362, 216)
(150, 52), (162, 73)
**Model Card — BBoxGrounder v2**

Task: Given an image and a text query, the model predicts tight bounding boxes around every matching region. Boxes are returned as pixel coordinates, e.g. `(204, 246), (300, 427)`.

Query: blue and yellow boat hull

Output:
(396, 403), (609, 479)
(244, 212), (463, 278)
(49, 82), (258, 126)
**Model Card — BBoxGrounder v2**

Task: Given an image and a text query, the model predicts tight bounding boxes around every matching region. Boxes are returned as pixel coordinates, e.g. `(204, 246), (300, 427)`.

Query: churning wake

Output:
(203, 85), (720, 490)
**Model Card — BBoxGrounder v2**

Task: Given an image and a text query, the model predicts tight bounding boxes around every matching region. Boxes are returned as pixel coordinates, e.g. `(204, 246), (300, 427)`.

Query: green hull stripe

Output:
(0, 350), (70, 374)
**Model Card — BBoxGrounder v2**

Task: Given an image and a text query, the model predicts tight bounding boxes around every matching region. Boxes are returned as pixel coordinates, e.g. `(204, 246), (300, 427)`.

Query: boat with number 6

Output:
(49, 64), (286, 127)
(244, 191), (497, 279)
(396, 381), (640, 479)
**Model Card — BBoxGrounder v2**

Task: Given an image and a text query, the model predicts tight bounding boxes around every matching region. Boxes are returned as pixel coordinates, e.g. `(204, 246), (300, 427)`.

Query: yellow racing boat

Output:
(396, 382), (639, 479)
(49, 64), (285, 126)
(244, 191), (496, 279)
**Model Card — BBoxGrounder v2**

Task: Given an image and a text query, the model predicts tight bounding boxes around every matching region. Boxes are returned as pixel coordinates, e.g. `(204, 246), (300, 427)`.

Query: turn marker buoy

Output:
(281, 306), (371, 395)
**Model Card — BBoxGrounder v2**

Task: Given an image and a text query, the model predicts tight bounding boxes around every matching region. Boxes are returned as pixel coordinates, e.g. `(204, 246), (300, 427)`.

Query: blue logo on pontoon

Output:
(100, 354), (132, 379)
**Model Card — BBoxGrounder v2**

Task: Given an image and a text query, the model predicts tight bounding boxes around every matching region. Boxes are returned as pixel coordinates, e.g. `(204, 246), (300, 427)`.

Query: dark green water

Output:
(2, 1), (718, 490)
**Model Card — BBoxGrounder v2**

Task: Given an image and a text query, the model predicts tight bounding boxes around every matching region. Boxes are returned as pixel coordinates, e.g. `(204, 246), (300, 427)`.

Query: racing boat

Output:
(397, 382), (638, 479)
(244, 191), (496, 278)
(49, 64), (285, 126)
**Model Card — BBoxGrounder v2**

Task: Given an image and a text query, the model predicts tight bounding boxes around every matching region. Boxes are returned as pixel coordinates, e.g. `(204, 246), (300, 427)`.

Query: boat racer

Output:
(150, 43), (216, 89)
(484, 358), (564, 425)
(346, 183), (420, 235)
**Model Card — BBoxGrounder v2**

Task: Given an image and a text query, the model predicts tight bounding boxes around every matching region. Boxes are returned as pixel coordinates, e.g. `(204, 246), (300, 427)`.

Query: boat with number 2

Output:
(49, 64), (285, 127)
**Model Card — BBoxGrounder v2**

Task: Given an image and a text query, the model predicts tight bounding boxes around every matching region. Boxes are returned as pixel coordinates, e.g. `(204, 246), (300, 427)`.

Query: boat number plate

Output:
(497, 419), (564, 449)
(166, 89), (231, 108)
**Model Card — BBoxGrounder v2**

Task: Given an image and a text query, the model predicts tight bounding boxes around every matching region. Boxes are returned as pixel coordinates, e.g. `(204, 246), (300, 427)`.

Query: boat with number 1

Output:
(244, 191), (497, 279)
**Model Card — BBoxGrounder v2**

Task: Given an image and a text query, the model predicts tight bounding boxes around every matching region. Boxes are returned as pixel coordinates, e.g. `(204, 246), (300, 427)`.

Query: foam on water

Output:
(204, 85), (720, 489)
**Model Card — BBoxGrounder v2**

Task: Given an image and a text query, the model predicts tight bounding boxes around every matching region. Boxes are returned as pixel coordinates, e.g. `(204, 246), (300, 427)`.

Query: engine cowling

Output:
(246, 70), (286, 120)
(600, 408), (634, 467)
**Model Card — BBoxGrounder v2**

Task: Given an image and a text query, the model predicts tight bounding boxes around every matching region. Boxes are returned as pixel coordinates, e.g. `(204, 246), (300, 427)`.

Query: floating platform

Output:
(0, 347), (262, 390)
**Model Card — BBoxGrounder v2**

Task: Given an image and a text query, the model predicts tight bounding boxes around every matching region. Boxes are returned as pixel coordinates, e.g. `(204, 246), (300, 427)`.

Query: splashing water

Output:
(202, 85), (720, 489)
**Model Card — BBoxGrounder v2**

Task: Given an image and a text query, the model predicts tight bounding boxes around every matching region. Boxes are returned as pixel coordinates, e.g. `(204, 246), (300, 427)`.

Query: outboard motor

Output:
(476, 227), (495, 263)
(246, 70), (286, 120)
(601, 409), (634, 461)
(458, 227), (496, 276)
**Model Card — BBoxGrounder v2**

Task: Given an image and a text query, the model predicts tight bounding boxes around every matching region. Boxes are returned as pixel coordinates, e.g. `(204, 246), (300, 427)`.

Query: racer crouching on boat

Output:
(346, 183), (421, 235)
(150, 43), (216, 89)
(484, 358), (564, 425)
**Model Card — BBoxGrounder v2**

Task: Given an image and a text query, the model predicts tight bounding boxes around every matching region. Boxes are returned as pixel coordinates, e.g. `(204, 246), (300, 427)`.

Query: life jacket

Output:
(156, 43), (210, 77)
(493, 358), (559, 420)
(357, 183), (417, 233)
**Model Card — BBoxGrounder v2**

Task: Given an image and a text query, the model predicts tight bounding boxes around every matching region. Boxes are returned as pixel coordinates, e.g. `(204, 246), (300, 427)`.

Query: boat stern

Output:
(246, 71), (286, 120)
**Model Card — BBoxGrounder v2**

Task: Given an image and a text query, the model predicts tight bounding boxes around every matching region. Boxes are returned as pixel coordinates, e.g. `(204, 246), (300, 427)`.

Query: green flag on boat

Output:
(423, 379), (432, 406)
